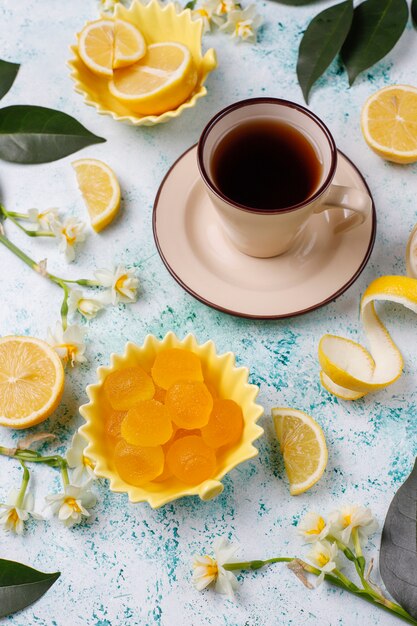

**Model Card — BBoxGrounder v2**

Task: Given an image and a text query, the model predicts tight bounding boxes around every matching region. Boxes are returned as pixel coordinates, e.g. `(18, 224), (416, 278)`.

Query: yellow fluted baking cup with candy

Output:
(319, 275), (417, 400)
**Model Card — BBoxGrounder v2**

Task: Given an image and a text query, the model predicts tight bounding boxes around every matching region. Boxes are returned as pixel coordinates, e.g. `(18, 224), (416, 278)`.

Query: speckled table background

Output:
(1, 1), (417, 625)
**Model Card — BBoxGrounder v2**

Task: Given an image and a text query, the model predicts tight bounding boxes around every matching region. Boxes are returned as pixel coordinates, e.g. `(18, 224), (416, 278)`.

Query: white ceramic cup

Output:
(197, 98), (372, 258)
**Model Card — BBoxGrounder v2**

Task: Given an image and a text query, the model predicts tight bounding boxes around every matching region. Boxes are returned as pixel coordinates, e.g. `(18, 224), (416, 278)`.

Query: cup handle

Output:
(314, 184), (372, 234)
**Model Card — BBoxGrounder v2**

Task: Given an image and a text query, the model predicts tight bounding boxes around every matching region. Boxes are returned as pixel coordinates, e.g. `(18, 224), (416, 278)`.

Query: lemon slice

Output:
(406, 224), (417, 279)
(78, 18), (146, 77)
(109, 42), (198, 115)
(361, 85), (417, 164)
(0, 336), (65, 429)
(319, 276), (417, 400)
(72, 158), (121, 232)
(272, 408), (328, 496)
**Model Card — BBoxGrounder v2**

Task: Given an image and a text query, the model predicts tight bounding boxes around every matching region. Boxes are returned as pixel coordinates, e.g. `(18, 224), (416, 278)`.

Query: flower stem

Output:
(0, 205), (54, 237)
(16, 462), (30, 508)
(60, 460), (70, 487)
(224, 557), (293, 571)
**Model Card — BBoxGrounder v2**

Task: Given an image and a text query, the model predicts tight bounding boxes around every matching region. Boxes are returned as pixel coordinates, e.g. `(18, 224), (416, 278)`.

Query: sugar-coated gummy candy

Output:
(153, 385), (167, 403)
(121, 399), (173, 447)
(103, 366), (155, 411)
(105, 407), (127, 439)
(151, 349), (204, 390)
(166, 435), (216, 485)
(165, 382), (213, 428)
(113, 439), (164, 486)
(201, 399), (244, 449)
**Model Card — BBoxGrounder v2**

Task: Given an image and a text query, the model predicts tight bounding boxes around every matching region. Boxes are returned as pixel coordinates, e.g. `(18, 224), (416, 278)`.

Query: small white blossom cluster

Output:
(0, 434), (97, 535)
(28, 208), (86, 263)
(47, 265), (139, 367)
(191, 0), (262, 42)
(299, 505), (378, 585)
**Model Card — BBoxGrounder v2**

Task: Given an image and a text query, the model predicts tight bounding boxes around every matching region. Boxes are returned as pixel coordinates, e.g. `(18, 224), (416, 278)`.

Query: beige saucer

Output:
(153, 145), (376, 319)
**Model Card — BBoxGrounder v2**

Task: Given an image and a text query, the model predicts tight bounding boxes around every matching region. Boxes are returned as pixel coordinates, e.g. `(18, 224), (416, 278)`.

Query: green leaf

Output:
(297, 0), (353, 103)
(380, 459), (417, 619)
(412, 0), (417, 27)
(0, 59), (20, 101)
(270, 0), (324, 5)
(0, 559), (60, 618)
(0, 105), (106, 164)
(341, 0), (409, 86)
(184, 0), (196, 8)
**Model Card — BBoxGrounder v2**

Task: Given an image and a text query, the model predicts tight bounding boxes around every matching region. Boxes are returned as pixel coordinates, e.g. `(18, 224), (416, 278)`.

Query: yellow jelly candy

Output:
(201, 399), (244, 449)
(113, 439), (164, 486)
(152, 461), (173, 483)
(151, 349), (203, 390)
(166, 435), (216, 485)
(121, 399), (173, 446)
(104, 366), (154, 411)
(165, 382), (213, 428)
(105, 407), (127, 439)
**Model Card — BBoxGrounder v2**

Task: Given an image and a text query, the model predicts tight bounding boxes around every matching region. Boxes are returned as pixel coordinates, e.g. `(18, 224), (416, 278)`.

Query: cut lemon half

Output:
(78, 18), (146, 77)
(72, 158), (121, 232)
(0, 336), (65, 429)
(361, 85), (417, 164)
(109, 42), (198, 115)
(319, 276), (417, 400)
(272, 407), (328, 496)
(406, 224), (417, 279)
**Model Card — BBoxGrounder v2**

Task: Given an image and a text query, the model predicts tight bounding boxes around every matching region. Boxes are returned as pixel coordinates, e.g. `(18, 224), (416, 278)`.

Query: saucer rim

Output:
(153, 144), (377, 320)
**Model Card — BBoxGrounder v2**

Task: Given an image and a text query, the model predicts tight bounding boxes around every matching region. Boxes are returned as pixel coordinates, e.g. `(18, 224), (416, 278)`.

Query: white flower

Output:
(214, 0), (237, 17)
(27, 208), (59, 231)
(45, 484), (96, 528)
(0, 488), (42, 535)
(99, 0), (122, 13)
(68, 289), (106, 320)
(307, 540), (339, 586)
(329, 504), (378, 546)
(52, 217), (86, 262)
(220, 5), (263, 42)
(47, 322), (87, 366)
(298, 512), (330, 543)
(192, 537), (239, 597)
(94, 265), (139, 305)
(66, 433), (97, 485)
(192, 0), (221, 31)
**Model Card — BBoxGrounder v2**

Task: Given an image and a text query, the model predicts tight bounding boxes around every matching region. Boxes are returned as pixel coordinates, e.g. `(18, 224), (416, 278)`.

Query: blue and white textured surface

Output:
(1, 1), (417, 624)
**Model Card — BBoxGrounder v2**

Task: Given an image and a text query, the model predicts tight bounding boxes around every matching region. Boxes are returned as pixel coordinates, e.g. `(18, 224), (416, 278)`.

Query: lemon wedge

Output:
(72, 158), (121, 232)
(272, 407), (328, 496)
(361, 85), (417, 164)
(78, 18), (146, 77)
(319, 276), (417, 400)
(0, 336), (64, 429)
(406, 224), (417, 279)
(109, 42), (198, 115)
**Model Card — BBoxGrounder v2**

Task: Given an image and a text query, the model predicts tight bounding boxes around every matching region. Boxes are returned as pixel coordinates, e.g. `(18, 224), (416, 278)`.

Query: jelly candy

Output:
(153, 385), (167, 403)
(201, 399), (244, 449)
(165, 382), (213, 428)
(166, 435), (216, 485)
(104, 366), (154, 411)
(121, 399), (173, 446)
(105, 407), (127, 439)
(151, 349), (203, 390)
(114, 439), (164, 486)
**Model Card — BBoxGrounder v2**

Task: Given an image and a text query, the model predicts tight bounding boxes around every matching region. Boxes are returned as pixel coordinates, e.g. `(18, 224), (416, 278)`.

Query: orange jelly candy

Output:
(121, 399), (173, 447)
(104, 366), (154, 411)
(201, 399), (244, 449)
(166, 435), (216, 485)
(153, 385), (166, 403)
(151, 349), (203, 390)
(114, 439), (164, 486)
(165, 382), (213, 428)
(104, 407), (127, 439)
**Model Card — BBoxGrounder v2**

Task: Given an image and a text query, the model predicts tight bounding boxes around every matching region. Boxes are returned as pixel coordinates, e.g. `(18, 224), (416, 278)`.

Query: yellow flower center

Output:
(317, 552), (330, 568)
(115, 274), (128, 293)
(343, 514), (352, 528)
(62, 229), (76, 245)
(83, 455), (95, 469)
(236, 21), (253, 38)
(65, 497), (81, 513)
(204, 557), (219, 578)
(197, 8), (209, 17)
(8, 508), (19, 525)
(305, 516), (326, 535)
